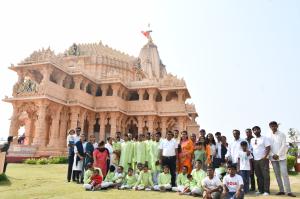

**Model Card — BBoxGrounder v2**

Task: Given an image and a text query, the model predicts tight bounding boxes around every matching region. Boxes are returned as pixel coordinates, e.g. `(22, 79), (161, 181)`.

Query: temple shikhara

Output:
(4, 32), (199, 157)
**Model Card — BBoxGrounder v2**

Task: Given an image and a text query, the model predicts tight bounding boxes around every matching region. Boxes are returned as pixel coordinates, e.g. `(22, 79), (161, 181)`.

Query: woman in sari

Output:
(84, 134), (96, 168)
(204, 133), (216, 166)
(178, 131), (194, 173)
(72, 133), (85, 183)
(93, 141), (109, 177)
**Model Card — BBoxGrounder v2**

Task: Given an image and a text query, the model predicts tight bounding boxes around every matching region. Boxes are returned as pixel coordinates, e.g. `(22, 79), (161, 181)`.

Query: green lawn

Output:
(0, 164), (299, 199)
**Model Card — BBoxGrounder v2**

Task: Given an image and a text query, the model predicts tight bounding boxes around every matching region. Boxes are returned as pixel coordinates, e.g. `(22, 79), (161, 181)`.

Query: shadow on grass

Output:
(0, 173), (12, 186)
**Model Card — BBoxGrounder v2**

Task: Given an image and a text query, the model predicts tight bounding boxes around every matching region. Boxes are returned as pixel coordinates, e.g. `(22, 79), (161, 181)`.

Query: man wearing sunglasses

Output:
(251, 126), (271, 196)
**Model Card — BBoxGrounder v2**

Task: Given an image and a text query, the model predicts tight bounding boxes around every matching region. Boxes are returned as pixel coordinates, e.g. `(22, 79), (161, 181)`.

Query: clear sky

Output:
(0, 0), (299, 141)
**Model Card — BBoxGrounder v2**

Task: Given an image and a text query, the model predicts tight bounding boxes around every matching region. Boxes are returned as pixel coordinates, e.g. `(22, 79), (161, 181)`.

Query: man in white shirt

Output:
(245, 128), (256, 191)
(251, 126), (270, 196)
(159, 131), (178, 187)
(105, 137), (114, 166)
(225, 130), (249, 164)
(74, 127), (81, 143)
(214, 132), (222, 167)
(66, 129), (76, 182)
(269, 121), (296, 197)
(202, 166), (223, 199)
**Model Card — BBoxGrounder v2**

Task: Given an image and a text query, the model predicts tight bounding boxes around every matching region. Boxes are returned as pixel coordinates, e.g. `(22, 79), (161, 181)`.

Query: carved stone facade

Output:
(4, 36), (199, 157)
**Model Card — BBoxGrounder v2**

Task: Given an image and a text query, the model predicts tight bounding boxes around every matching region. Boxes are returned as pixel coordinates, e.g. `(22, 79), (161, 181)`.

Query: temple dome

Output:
(138, 39), (167, 79)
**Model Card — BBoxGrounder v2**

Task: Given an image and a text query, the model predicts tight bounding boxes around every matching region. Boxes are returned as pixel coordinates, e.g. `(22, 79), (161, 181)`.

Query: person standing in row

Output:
(159, 131), (178, 187)
(214, 132), (222, 168)
(269, 121), (296, 197)
(66, 129), (76, 182)
(245, 128), (256, 191)
(251, 126), (270, 196)
(178, 131), (194, 173)
(225, 130), (246, 165)
(1, 136), (14, 174)
(73, 133), (85, 183)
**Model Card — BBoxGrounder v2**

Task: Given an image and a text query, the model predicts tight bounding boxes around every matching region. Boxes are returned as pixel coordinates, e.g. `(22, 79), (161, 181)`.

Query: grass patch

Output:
(0, 164), (299, 199)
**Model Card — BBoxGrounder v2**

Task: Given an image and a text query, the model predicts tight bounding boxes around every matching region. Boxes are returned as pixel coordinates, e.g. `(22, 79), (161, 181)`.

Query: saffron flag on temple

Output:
(141, 30), (151, 39)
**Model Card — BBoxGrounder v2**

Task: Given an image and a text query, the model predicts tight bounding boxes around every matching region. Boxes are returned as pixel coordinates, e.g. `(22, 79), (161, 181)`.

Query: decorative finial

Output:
(141, 23), (153, 42)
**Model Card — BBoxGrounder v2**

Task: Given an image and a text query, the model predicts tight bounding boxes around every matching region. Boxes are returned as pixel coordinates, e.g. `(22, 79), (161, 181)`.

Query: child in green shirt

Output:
(101, 165), (116, 188)
(190, 160), (205, 196)
(133, 164), (154, 191)
(102, 166), (125, 189)
(172, 165), (188, 192)
(153, 165), (172, 191)
(83, 163), (94, 185)
(193, 142), (206, 170)
(120, 168), (137, 189)
(179, 174), (199, 195)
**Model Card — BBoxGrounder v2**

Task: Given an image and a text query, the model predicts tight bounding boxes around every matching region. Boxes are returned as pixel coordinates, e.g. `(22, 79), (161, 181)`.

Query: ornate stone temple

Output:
(4, 33), (199, 157)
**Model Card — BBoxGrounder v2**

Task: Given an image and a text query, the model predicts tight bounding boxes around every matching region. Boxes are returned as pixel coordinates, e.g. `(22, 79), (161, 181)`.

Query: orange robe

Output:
(178, 139), (194, 173)
(205, 144), (212, 165)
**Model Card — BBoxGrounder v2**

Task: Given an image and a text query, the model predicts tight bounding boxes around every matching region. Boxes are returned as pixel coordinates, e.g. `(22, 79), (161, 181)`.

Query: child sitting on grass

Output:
(83, 163), (94, 185)
(135, 163), (144, 178)
(133, 164), (153, 191)
(172, 165), (188, 192)
(120, 168), (137, 190)
(179, 174), (198, 195)
(154, 165), (172, 191)
(222, 164), (244, 199)
(101, 166), (124, 188)
(83, 168), (103, 191)
(202, 166), (223, 199)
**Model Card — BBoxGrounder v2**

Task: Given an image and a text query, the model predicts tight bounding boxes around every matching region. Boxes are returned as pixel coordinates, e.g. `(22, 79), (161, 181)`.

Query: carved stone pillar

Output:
(137, 116), (144, 133)
(147, 116), (155, 133)
(112, 84), (120, 97)
(79, 109), (87, 132)
(9, 104), (20, 144)
(147, 88), (156, 101)
(138, 89), (145, 101)
(58, 113), (68, 148)
(101, 85), (108, 96)
(161, 117), (167, 138)
(73, 76), (82, 90)
(32, 102), (48, 146)
(110, 112), (118, 138)
(161, 90), (168, 102)
(87, 112), (96, 138)
(99, 112), (106, 141)
(57, 73), (67, 86)
(177, 116), (185, 133)
(41, 67), (53, 85)
(177, 90), (185, 103)
(70, 107), (80, 130)
(48, 105), (63, 147)
(24, 118), (32, 145)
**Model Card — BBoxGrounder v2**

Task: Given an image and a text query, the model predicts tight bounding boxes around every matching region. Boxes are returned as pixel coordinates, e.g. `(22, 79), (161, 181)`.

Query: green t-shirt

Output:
(135, 171), (154, 187)
(158, 172), (171, 185)
(124, 174), (137, 186)
(184, 179), (198, 189)
(83, 169), (93, 184)
(104, 171), (115, 182)
(194, 149), (206, 163)
(177, 173), (188, 186)
(191, 169), (206, 187)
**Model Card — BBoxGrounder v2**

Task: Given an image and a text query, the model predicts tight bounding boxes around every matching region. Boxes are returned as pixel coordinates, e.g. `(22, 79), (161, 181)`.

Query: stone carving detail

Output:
(14, 77), (39, 95)
(20, 47), (56, 64)
(67, 43), (80, 56)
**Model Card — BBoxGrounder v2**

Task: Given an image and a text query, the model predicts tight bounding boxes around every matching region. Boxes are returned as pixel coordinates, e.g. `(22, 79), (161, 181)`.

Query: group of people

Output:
(66, 121), (296, 198)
